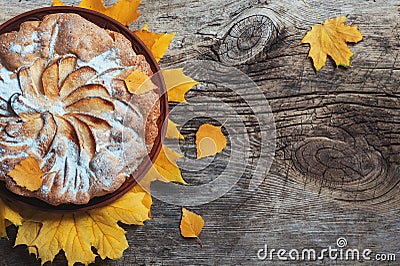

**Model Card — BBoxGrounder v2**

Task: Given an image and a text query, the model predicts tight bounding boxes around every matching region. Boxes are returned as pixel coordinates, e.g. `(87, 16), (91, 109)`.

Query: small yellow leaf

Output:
(162, 68), (199, 103)
(53, 0), (141, 26)
(196, 124), (227, 159)
(131, 185), (153, 217)
(7, 157), (44, 191)
(301, 16), (363, 71)
(125, 70), (157, 95)
(0, 198), (23, 237)
(134, 25), (176, 62)
(154, 145), (186, 185)
(180, 208), (204, 246)
(138, 145), (186, 191)
(166, 119), (184, 139)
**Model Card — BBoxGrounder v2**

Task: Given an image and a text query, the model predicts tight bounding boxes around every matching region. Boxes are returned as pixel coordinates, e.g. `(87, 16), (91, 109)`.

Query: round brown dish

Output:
(0, 7), (168, 212)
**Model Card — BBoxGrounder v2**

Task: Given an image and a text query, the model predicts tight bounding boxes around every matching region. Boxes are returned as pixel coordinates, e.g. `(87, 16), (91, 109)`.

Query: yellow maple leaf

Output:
(15, 190), (150, 265)
(7, 157), (45, 191)
(180, 208), (204, 247)
(131, 185), (153, 217)
(0, 198), (23, 237)
(166, 119), (184, 139)
(162, 68), (199, 103)
(196, 124), (227, 159)
(134, 25), (176, 62)
(301, 16), (363, 71)
(90, 191), (149, 226)
(15, 221), (41, 255)
(53, 0), (141, 26)
(138, 145), (186, 191)
(26, 213), (95, 265)
(87, 212), (128, 260)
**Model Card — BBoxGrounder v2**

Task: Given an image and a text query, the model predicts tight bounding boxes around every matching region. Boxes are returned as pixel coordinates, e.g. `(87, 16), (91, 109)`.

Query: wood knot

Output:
(218, 15), (277, 65)
(291, 126), (400, 210)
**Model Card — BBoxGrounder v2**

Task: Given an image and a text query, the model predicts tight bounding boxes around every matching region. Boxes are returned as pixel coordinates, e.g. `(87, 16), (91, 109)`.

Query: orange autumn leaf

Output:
(301, 16), (363, 71)
(162, 68), (199, 103)
(125, 69), (157, 94)
(196, 124), (227, 159)
(53, 0), (141, 26)
(180, 208), (204, 246)
(166, 119), (184, 139)
(7, 157), (45, 191)
(0, 198), (23, 237)
(134, 25), (176, 62)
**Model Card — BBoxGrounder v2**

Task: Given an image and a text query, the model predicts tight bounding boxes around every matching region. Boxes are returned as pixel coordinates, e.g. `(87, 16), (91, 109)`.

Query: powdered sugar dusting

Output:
(8, 44), (22, 54)
(48, 24), (59, 57)
(8, 31), (40, 57)
(78, 49), (123, 74)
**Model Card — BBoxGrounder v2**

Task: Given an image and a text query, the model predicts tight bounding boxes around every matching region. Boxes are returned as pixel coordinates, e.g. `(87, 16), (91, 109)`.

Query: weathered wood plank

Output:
(0, 0), (399, 265)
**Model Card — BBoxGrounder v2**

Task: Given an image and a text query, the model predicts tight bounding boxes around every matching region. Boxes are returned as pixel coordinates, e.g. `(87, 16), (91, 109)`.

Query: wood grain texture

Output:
(1, 0), (400, 265)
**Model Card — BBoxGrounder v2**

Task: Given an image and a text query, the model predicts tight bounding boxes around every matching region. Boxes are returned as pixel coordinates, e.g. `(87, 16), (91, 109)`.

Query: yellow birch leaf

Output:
(301, 16), (363, 71)
(53, 0), (141, 26)
(196, 124), (227, 159)
(166, 119), (184, 139)
(180, 208), (204, 246)
(0, 198), (23, 237)
(125, 69), (157, 95)
(7, 157), (44, 191)
(161, 68), (199, 103)
(134, 25), (176, 62)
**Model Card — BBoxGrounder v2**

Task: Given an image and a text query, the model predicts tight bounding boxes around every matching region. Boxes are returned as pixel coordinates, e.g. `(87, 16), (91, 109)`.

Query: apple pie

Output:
(0, 13), (161, 205)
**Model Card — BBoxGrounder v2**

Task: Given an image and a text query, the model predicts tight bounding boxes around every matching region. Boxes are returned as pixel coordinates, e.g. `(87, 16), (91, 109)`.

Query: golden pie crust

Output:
(0, 13), (160, 205)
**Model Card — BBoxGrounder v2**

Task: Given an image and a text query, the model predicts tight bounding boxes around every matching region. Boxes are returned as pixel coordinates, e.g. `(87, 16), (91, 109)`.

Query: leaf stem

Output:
(197, 236), (203, 248)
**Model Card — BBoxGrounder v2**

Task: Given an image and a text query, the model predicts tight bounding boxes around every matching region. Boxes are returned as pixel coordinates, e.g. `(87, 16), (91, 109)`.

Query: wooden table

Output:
(0, 0), (399, 265)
